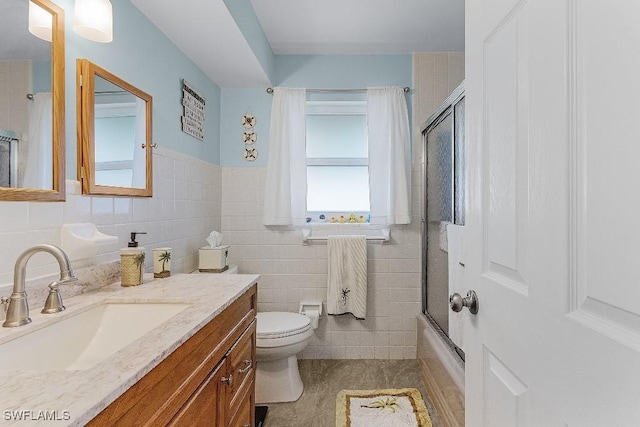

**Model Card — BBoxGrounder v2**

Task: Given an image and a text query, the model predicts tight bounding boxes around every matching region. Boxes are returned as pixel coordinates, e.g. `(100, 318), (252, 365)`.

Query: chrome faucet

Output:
(2, 244), (77, 327)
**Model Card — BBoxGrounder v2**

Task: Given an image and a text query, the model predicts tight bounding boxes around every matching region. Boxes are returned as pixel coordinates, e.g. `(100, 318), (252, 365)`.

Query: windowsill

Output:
(305, 222), (375, 227)
(301, 224), (391, 242)
(306, 212), (371, 225)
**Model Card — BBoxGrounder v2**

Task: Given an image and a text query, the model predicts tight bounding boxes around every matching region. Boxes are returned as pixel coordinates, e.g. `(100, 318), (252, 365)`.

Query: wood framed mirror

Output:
(0, 0), (65, 201)
(77, 59), (153, 197)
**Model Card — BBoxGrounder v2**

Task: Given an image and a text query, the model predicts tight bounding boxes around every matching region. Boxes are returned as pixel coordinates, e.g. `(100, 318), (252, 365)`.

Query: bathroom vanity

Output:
(89, 283), (256, 426)
(0, 273), (258, 426)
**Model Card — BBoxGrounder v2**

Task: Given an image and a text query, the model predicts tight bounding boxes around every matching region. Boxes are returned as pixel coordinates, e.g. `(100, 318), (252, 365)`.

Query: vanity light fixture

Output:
(73, 0), (113, 43)
(28, 1), (53, 42)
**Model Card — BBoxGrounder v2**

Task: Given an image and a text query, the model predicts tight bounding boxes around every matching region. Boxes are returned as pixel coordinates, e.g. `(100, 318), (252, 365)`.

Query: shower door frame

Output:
(420, 83), (465, 360)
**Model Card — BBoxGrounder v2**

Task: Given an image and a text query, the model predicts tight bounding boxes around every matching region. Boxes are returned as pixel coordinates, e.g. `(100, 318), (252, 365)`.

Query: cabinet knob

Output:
(238, 359), (252, 374)
(221, 374), (233, 386)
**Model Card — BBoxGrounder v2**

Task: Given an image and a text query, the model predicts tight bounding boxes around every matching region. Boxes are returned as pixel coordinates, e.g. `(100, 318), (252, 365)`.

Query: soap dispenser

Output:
(120, 232), (146, 287)
(127, 232), (146, 248)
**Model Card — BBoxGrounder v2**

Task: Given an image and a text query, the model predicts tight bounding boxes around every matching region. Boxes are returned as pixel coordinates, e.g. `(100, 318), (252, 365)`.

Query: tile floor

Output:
(261, 359), (442, 427)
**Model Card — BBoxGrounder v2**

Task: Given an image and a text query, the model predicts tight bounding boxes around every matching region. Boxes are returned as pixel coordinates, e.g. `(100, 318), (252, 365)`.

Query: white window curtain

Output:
(22, 92), (52, 189)
(367, 87), (411, 225)
(263, 87), (307, 225)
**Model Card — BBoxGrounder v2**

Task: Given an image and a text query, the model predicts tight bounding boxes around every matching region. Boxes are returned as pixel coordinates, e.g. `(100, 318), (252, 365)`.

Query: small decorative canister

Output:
(153, 247), (172, 278)
(120, 249), (145, 286)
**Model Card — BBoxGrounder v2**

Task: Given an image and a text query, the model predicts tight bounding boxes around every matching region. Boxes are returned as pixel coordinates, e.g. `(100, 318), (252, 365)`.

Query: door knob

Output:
(449, 290), (479, 314)
(221, 374), (233, 386)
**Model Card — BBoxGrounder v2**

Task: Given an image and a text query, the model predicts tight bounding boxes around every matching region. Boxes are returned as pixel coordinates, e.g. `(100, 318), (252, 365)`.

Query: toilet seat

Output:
(256, 312), (313, 348)
(257, 312), (312, 339)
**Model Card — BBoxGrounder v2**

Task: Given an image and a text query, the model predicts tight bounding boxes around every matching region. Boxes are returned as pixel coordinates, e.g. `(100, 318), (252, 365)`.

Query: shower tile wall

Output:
(0, 148), (221, 291)
(0, 61), (30, 135)
(0, 61), (31, 182)
(412, 52), (465, 159)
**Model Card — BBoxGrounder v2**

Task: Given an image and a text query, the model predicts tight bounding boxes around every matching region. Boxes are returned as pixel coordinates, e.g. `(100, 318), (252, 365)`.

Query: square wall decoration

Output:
(181, 79), (205, 141)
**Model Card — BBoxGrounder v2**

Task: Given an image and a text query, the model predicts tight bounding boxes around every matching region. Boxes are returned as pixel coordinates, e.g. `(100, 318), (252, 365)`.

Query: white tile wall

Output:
(0, 148), (221, 295)
(221, 166), (422, 360)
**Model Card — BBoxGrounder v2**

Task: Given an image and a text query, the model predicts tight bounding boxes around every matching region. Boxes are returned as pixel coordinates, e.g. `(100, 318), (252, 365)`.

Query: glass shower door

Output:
(421, 87), (465, 358)
(425, 111), (454, 335)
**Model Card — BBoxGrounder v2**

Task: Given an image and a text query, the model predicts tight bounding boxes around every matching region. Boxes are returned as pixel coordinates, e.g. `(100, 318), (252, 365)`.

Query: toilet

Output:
(193, 265), (317, 403)
(255, 311), (318, 404)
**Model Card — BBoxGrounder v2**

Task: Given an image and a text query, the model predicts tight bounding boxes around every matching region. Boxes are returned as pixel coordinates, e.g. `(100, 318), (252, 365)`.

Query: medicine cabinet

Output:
(76, 59), (153, 197)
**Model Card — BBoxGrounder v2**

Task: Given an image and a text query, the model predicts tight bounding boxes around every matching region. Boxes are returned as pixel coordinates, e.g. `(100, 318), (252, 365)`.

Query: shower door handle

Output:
(449, 290), (479, 314)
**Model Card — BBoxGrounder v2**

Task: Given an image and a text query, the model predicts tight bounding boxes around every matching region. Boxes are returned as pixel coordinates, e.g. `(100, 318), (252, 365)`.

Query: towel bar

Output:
(302, 228), (390, 243)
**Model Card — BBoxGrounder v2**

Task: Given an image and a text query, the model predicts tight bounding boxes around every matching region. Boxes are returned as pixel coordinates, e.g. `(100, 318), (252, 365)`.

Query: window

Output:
(305, 101), (370, 222)
(263, 87), (410, 227)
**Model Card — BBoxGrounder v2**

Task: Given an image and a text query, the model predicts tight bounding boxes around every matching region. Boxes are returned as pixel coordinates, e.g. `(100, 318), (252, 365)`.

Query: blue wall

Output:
(275, 54), (411, 88)
(220, 54), (412, 167)
(220, 88), (272, 167)
(33, 60), (52, 93)
(53, 1), (413, 172)
(56, 0), (221, 178)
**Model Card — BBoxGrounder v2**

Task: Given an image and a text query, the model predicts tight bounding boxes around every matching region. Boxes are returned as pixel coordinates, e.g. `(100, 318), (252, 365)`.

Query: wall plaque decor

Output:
(181, 79), (205, 141)
(243, 130), (257, 144)
(241, 110), (257, 161)
(244, 147), (258, 161)
(241, 113), (256, 128)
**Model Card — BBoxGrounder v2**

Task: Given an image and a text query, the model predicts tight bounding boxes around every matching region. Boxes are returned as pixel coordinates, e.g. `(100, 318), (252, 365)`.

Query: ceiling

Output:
(2, 1), (465, 88)
(0, 1), (51, 61)
(131, 0), (272, 88)
(250, 0), (465, 55)
(133, 0), (464, 88)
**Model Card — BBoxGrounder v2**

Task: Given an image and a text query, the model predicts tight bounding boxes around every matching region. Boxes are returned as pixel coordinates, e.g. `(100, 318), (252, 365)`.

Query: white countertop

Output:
(0, 273), (259, 426)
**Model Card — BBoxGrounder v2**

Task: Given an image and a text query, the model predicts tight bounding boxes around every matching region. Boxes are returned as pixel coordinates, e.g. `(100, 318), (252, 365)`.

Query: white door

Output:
(447, 224), (467, 351)
(465, 0), (640, 426)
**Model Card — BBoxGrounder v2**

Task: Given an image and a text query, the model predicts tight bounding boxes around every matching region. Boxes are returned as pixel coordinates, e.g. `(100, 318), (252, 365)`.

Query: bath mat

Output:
(336, 388), (432, 427)
(255, 405), (268, 427)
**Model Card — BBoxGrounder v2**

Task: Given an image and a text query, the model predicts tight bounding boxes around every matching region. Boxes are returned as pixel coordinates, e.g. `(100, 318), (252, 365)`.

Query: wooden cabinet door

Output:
(169, 359), (226, 427)
(228, 384), (254, 427)
(225, 320), (256, 420)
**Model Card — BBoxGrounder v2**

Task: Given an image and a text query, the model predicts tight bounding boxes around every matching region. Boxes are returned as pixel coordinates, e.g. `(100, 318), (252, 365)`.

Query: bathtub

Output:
(417, 314), (465, 427)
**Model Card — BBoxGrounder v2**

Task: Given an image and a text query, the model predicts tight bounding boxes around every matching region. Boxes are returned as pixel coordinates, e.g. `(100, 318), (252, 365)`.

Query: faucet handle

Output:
(41, 282), (65, 314)
(1, 296), (8, 313)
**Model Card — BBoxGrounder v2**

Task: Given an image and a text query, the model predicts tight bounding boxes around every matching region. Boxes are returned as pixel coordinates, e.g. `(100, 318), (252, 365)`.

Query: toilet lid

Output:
(257, 312), (312, 339)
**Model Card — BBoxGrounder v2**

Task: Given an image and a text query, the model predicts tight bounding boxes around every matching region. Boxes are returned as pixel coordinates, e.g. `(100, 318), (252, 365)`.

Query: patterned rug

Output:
(336, 388), (433, 427)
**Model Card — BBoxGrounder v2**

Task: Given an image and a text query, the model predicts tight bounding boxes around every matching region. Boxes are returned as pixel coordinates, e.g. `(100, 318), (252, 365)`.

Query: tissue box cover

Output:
(199, 245), (229, 272)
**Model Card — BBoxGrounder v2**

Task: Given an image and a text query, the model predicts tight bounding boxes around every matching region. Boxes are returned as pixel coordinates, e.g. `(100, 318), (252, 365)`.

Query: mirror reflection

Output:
(77, 59), (153, 197)
(94, 75), (147, 189)
(0, 0), (64, 200)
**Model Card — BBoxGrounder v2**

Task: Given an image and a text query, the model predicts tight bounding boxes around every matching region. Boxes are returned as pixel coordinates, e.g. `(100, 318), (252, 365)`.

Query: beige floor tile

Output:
(262, 359), (443, 427)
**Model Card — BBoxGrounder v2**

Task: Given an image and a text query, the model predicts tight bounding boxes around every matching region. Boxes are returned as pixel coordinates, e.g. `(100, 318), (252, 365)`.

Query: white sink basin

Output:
(0, 302), (190, 371)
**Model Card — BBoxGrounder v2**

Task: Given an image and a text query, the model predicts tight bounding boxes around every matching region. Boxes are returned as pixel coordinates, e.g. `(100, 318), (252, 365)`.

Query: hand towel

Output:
(327, 235), (368, 319)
